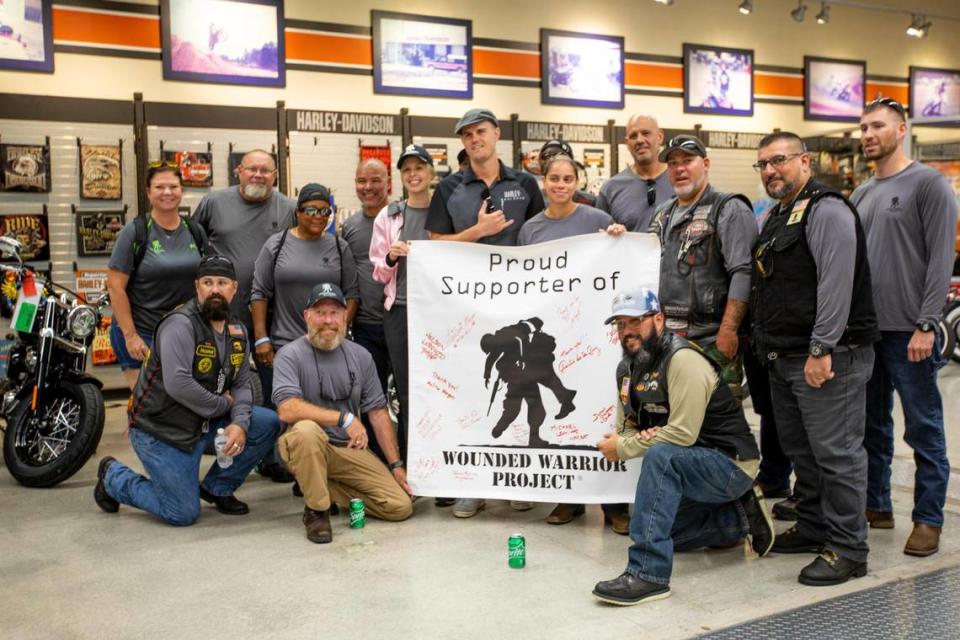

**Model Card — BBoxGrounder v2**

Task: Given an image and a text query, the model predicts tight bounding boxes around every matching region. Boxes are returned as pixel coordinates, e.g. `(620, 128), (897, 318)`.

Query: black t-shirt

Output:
(426, 161), (544, 246)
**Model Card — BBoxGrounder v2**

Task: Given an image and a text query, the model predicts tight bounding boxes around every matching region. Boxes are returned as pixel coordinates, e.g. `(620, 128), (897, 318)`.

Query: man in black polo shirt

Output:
(426, 108), (544, 246)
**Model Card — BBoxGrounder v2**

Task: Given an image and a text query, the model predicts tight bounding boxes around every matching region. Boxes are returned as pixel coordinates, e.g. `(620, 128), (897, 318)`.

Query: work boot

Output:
(798, 550), (867, 586)
(866, 510), (895, 529)
(904, 523), (941, 557)
(772, 494), (799, 521)
(555, 390), (577, 419)
(605, 511), (630, 535)
(94, 456), (119, 514)
(257, 462), (295, 483)
(592, 573), (671, 606)
(200, 485), (249, 515)
(303, 507), (333, 544)
(740, 485), (775, 556)
(546, 503), (586, 525)
(770, 525), (823, 554)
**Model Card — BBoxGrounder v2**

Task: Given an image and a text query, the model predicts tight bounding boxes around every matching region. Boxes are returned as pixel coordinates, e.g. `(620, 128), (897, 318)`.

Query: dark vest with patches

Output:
(616, 334), (758, 461)
(750, 179), (879, 360)
(129, 298), (247, 452)
(652, 186), (752, 340)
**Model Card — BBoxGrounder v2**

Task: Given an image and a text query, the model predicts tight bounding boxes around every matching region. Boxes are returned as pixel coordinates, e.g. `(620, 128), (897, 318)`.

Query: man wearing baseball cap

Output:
(426, 107), (544, 247)
(592, 288), (772, 606)
(272, 282), (412, 544)
(95, 255), (282, 525)
(649, 134), (757, 401)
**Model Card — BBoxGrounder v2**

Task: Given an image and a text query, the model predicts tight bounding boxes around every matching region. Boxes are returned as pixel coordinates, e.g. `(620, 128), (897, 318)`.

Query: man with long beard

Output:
(94, 255), (281, 525)
(272, 283), (413, 544)
(592, 288), (773, 606)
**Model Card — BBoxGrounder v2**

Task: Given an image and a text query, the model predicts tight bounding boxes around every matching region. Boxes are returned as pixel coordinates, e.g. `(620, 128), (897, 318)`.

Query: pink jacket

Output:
(370, 201), (405, 310)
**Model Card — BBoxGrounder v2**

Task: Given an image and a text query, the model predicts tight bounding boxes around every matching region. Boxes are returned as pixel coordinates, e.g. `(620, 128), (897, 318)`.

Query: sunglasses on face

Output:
(300, 206), (333, 217)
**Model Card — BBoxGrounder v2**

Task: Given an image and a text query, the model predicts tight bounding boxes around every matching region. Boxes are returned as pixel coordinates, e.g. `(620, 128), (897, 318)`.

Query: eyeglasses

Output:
(866, 96), (906, 118)
(752, 153), (804, 172)
(241, 166), (277, 176)
(645, 179), (658, 206)
(300, 206), (333, 217)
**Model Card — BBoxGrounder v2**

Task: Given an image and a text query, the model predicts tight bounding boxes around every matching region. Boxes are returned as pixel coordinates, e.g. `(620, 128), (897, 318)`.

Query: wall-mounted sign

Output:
(703, 131), (766, 150)
(289, 110), (400, 135)
(520, 122), (607, 143)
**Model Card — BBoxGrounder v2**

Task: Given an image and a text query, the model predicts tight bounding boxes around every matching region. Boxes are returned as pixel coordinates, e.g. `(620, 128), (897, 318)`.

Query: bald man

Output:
(341, 159), (394, 461)
(597, 114), (674, 232)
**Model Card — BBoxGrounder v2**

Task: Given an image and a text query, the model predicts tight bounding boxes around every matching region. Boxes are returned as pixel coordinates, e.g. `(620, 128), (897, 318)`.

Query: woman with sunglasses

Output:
(107, 164), (207, 389)
(250, 183), (359, 407)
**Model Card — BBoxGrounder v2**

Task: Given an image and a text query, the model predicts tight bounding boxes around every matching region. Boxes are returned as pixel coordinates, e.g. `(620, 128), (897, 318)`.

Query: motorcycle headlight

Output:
(67, 305), (98, 340)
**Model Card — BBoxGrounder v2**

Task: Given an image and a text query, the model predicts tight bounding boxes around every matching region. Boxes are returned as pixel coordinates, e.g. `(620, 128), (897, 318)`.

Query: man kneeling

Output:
(592, 289), (774, 605)
(273, 283), (413, 543)
(94, 255), (281, 525)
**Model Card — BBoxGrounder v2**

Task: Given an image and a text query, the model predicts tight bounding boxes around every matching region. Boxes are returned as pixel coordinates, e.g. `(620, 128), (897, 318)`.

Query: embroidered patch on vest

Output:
(230, 353), (244, 366)
(197, 357), (213, 374)
(228, 324), (244, 337)
(196, 344), (216, 357)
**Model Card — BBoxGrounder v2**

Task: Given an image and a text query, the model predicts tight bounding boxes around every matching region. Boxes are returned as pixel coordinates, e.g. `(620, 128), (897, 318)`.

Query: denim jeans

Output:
(108, 322), (154, 371)
(865, 331), (949, 527)
(352, 321), (392, 463)
(104, 406), (281, 526)
(626, 443), (753, 585)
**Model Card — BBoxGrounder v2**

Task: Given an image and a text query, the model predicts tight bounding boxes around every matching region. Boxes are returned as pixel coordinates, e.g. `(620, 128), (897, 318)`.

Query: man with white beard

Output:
(272, 283), (413, 544)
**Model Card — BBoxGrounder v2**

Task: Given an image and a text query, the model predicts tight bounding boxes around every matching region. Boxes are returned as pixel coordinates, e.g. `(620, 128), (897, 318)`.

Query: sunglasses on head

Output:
(148, 161), (180, 168)
(200, 255), (232, 267)
(867, 97), (906, 118)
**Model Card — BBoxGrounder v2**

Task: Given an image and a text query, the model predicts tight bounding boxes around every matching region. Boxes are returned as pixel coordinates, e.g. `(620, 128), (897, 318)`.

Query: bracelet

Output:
(253, 337), (271, 347)
(343, 412), (354, 429)
(337, 409), (345, 428)
(388, 459), (405, 471)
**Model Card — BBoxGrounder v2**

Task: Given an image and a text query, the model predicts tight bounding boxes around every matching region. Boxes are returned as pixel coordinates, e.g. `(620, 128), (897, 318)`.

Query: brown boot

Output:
(866, 510), (895, 529)
(605, 511), (630, 535)
(303, 507), (333, 544)
(904, 523), (941, 557)
(546, 503), (585, 525)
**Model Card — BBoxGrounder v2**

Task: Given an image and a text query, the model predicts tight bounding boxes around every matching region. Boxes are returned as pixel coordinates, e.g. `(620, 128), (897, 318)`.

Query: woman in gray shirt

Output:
(250, 183), (359, 407)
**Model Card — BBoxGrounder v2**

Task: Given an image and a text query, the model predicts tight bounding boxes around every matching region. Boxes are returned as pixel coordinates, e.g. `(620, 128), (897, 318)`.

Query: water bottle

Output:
(214, 428), (233, 469)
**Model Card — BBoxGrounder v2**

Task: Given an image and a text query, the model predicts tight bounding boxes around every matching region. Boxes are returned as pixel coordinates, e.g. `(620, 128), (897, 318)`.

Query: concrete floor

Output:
(2, 367), (959, 640)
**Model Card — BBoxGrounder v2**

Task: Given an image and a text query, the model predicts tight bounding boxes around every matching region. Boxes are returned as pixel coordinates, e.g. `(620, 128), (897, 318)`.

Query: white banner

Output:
(407, 232), (660, 502)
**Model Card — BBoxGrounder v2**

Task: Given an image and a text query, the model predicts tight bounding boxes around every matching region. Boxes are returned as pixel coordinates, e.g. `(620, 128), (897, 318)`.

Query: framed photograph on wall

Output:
(160, 0), (285, 87)
(804, 56), (866, 122)
(0, 0), (53, 73)
(540, 29), (624, 109)
(683, 43), (754, 117)
(372, 10), (472, 99)
(910, 66), (960, 119)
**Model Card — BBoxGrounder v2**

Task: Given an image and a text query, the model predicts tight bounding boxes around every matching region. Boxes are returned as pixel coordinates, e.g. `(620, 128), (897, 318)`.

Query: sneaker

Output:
(798, 550), (867, 586)
(772, 494), (799, 521)
(770, 525), (823, 554)
(452, 498), (486, 518)
(740, 485), (775, 556)
(592, 572), (671, 606)
(93, 456), (119, 514)
(509, 500), (534, 511)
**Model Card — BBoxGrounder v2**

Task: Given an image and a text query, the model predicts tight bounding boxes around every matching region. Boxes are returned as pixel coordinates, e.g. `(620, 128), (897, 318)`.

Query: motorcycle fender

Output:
(62, 373), (104, 389)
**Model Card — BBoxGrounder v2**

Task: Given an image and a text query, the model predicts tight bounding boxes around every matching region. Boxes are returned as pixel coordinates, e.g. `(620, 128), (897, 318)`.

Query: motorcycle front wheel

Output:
(3, 381), (105, 487)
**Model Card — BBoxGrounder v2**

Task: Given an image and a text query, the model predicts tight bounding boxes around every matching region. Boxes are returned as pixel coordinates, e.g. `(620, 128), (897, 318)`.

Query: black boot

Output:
(770, 525), (823, 554)
(740, 485), (775, 556)
(592, 573), (671, 606)
(799, 551), (867, 586)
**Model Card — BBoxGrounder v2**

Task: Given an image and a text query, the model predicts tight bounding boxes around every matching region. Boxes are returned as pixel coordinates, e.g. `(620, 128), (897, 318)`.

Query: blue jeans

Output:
(865, 331), (949, 527)
(352, 321), (391, 463)
(104, 406), (281, 526)
(108, 322), (153, 371)
(626, 443), (753, 585)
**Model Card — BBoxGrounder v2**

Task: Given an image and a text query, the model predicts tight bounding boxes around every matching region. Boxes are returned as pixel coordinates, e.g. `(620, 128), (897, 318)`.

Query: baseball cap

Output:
(196, 254), (237, 281)
(397, 144), (434, 169)
(658, 135), (707, 162)
(454, 108), (499, 135)
(304, 282), (346, 310)
(604, 288), (661, 325)
(297, 182), (333, 209)
(540, 139), (574, 159)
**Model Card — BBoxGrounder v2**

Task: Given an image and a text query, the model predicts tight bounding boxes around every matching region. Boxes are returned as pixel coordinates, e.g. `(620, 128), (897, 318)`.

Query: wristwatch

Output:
(916, 320), (935, 333)
(809, 340), (832, 358)
(388, 459), (405, 471)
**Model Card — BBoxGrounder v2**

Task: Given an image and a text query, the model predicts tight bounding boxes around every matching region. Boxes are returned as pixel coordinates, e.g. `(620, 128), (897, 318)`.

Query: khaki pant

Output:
(278, 420), (412, 521)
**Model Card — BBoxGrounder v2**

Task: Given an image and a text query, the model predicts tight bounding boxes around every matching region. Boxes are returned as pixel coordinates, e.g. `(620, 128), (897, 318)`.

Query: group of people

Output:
(93, 99), (956, 606)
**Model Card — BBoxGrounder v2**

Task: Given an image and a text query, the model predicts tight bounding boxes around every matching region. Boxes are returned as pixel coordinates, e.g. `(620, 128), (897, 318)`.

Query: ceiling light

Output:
(816, 2), (829, 24)
(791, 1), (806, 22)
(906, 14), (931, 38)
(653, 0), (674, 5)
(738, 0), (753, 15)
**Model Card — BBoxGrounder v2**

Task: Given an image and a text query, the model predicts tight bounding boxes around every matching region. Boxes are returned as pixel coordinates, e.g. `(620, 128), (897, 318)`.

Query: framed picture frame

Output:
(683, 43), (754, 117)
(910, 66), (960, 119)
(372, 10), (472, 99)
(75, 210), (125, 257)
(160, 0), (285, 87)
(161, 150), (214, 188)
(540, 29), (624, 109)
(0, 0), (53, 73)
(0, 213), (50, 262)
(79, 144), (123, 200)
(1, 142), (51, 193)
(804, 56), (866, 122)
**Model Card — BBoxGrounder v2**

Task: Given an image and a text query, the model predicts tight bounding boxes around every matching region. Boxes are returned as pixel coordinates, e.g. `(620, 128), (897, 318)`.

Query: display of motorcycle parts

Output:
(0, 143), (51, 193)
(80, 143), (122, 199)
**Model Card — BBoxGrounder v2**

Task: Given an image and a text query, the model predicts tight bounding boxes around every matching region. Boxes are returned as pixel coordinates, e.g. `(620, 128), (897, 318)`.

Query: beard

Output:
(674, 175), (705, 200)
(308, 322), (347, 351)
(200, 293), (230, 321)
(764, 176), (798, 200)
(863, 136), (899, 162)
(620, 324), (664, 371)
(241, 183), (270, 200)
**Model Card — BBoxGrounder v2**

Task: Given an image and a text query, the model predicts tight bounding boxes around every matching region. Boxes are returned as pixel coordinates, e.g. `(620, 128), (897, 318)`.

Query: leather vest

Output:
(616, 333), (759, 461)
(750, 179), (879, 360)
(652, 186), (752, 340)
(129, 298), (247, 452)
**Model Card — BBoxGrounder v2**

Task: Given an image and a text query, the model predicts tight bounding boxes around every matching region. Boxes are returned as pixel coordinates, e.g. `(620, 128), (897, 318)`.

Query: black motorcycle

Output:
(0, 237), (108, 487)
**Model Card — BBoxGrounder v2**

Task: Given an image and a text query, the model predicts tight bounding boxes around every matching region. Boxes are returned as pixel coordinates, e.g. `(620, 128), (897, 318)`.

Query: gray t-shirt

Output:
(517, 204), (614, 245)
(108, 218), (202, 335)
(271, 336), (386, 445)
(155, 313), (252, 429)
(804, 196), (857, 348)
(851, 162), (958, 331)
(341, 211), (385, 325)
(250, 231), (359, 348)
(193, 187), (296, 330)
(597, 167), (673, 232)
(396, 204), (430, 306)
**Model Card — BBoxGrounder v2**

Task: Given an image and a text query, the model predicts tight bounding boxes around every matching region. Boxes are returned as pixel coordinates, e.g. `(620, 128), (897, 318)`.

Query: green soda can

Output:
(349, 498), (366, 529)
(508, 533), (526, 568)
